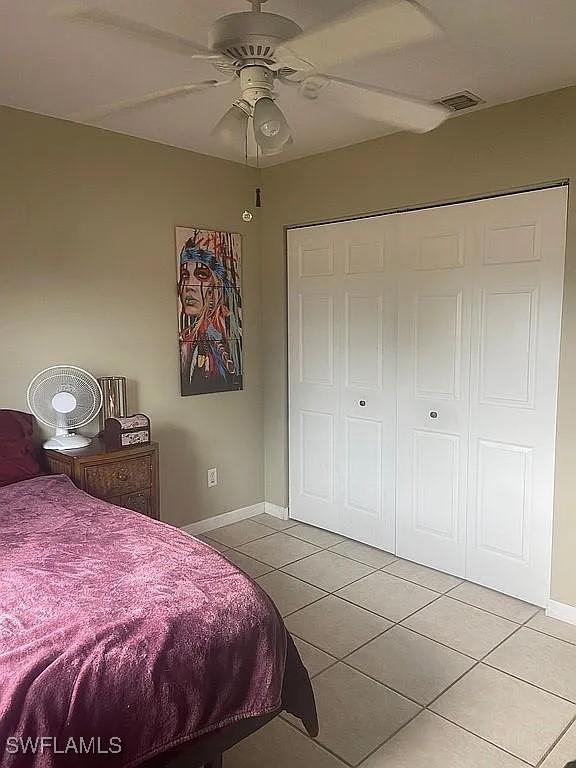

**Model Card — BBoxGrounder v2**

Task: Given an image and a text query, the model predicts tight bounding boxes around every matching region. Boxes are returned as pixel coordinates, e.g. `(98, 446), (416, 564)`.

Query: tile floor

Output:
(197, 516), (576, 768)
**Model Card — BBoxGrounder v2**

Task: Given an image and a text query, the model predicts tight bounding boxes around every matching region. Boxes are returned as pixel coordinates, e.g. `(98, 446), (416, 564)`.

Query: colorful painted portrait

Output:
(175, 227), (243, 396)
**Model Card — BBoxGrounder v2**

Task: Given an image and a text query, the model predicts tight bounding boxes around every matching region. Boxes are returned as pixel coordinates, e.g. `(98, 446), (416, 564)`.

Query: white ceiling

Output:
(1, 0), (576, 166)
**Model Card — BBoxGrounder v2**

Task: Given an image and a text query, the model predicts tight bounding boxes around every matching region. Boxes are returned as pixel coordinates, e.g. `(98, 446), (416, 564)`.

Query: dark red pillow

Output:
(0, 410), (42, 487)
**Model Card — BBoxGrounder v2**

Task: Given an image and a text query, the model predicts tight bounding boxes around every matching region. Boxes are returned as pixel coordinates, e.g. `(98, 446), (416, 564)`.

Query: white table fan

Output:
(27, 365), (103, 449)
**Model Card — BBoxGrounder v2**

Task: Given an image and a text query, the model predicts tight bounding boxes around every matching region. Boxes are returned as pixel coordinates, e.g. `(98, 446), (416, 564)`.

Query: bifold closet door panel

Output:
(288, 224), (342, 533)
(465, 187), (568, 606)
(396, 205), (476, 577)
(288, 218), (396, 548)
(338, 218), (397, 551)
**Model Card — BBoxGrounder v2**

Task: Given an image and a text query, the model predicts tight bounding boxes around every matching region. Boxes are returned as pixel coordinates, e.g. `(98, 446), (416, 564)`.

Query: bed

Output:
(0, 469), (317, 768)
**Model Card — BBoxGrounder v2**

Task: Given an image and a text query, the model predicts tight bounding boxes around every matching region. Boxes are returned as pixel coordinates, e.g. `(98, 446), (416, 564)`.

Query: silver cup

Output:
(98, 377), (127, 433)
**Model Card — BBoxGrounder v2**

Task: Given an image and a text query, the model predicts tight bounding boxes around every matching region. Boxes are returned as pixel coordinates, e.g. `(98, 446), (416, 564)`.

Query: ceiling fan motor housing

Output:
(239, 65), (274, 104)
(210, 11), (302, 65)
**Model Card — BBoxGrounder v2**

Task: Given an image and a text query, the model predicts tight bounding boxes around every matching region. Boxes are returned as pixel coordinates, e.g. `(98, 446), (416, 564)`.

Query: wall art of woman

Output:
(176, 227), (243, 395)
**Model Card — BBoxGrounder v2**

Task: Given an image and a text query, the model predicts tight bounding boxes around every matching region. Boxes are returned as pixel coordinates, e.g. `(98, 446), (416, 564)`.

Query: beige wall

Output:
(261, 85), (576, 607)
(0, 106), (263, 527)
(2, 86), (576, 605)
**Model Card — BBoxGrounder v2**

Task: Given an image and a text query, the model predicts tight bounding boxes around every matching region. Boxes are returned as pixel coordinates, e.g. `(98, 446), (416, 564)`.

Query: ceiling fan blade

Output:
(274, 0), (440, 72)
(310, 75), (449, 133)
(71, 80), (233, 122)
(54, 6), (216, 58)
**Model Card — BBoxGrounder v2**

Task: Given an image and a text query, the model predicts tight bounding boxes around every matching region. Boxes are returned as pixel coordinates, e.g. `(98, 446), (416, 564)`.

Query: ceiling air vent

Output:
(437, 91), (485, 112)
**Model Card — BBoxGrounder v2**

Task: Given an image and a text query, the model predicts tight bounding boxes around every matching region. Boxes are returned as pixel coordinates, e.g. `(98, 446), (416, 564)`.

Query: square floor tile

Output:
(361, 710), (528, 768)
(206, 520), (274, 548)
(383, 559), (463, 594)
(337, 572), (437, 622)
(256, 571), (326, 617)
(283, 551), (374, 592)
(293, 636), (336, 678)
(195, 534), (229, 553)
(403, 596), (517, 659)
(431, 665), (576, 764)
(252, 513), (299, 531)
(224, 550), (274, 578)
(286, 523), (345, 548)
(224, 717), (346, 768)
(329, 540), (397, 568)
(347, 625), (474, 705)
(486, 627), (576, 702)
(541, 721), (576, 767)
(237, 533), (320, 568)
(285, 595), (391, 658)
(309, 663), (420, 765)
(527, 611), (576, 646)
(448, 582), (539, 623)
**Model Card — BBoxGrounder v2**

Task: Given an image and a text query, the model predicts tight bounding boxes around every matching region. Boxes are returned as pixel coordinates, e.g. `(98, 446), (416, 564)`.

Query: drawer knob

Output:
(115, 469), (129, 482)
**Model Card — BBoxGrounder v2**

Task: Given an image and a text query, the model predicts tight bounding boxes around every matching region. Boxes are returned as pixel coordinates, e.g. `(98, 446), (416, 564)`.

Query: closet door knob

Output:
(359, 400), (367, 407)
(429, 411), (438, 419)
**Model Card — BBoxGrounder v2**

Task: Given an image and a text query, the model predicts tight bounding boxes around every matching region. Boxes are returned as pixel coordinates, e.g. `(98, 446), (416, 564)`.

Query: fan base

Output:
(43, 434), (92, 450)
(210, 12), (302, 63)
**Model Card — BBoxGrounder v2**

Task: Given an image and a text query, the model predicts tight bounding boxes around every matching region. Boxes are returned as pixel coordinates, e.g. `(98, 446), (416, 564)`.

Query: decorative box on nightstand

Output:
(44, 439), (160, 520)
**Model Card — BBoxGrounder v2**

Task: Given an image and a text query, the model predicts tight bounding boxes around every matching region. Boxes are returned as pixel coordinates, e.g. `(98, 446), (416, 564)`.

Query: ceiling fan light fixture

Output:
(61, 0), (450, 157)
(253, 97), (290, 150)
(212, 99), (251, 150)
(261, 136), (294, 157)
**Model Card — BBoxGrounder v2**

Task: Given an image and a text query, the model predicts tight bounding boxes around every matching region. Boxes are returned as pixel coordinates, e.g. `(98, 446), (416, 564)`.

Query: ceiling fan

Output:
(59, 0), (450, 160)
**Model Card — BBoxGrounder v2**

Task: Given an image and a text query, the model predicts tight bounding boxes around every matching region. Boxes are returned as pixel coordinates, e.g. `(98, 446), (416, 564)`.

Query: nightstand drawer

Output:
(83, 456), (152, 498)
(112, 490), (153, 518)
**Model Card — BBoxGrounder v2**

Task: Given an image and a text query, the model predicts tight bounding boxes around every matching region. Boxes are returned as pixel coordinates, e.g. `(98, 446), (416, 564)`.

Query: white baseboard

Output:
(546, 599), (576, 626)
(181, 502), (264, 536)
(264, 502), (289, 520)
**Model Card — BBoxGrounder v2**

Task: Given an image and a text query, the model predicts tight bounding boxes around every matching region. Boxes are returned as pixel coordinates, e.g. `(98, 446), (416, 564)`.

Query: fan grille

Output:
(27, 366), (102, 429)
(224, 43), (274, 61)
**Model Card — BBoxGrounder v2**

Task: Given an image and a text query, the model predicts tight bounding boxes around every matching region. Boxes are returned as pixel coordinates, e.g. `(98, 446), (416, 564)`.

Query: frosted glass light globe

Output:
(253, 98), (290, 151)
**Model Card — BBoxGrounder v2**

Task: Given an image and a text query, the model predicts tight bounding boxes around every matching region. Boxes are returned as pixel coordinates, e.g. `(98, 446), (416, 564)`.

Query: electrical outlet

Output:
(207, 467), (218, 488)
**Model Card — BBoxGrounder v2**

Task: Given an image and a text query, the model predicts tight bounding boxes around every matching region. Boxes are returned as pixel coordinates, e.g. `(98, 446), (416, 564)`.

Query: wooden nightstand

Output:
(44, 439), (160, 520)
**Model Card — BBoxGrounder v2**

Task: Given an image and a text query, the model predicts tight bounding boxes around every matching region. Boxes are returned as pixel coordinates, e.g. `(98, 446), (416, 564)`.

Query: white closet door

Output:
(396, 188), (567, 603)
(288, 225), (341, 533)
(396, 205), (474, 576)
(338, 218), (396, 549)
(289, 186), (566, 607)
(466, 188), (567, 605)
(288, 218), (395, 547)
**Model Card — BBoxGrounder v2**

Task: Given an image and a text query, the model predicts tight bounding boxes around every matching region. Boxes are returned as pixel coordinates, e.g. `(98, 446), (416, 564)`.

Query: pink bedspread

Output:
(0, 475), (310, 767)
